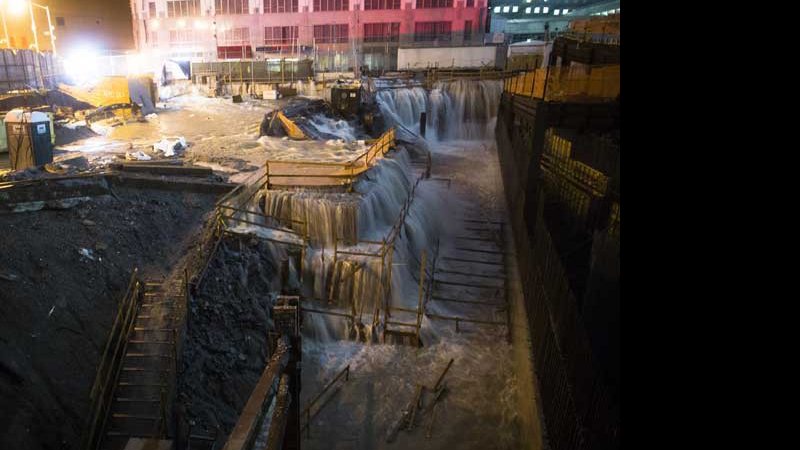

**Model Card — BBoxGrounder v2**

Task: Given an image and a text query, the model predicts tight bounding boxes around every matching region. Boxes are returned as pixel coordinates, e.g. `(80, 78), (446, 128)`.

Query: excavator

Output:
(57, 75), (157, 124)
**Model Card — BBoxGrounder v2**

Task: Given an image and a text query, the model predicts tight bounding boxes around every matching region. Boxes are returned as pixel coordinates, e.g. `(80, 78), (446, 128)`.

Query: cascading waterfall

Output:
(260, 149), (415, 247)
(376, 79), (503, 141)
(261, 79), (503, 344)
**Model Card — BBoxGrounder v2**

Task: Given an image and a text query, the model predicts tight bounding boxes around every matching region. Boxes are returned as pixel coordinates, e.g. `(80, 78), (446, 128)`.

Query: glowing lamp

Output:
(6, 0), (29, 16)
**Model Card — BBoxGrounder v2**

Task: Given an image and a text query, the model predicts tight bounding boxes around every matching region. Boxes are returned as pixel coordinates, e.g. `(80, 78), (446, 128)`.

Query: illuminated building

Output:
(129, 0), (489, 70)
(488, 0), (618, 42)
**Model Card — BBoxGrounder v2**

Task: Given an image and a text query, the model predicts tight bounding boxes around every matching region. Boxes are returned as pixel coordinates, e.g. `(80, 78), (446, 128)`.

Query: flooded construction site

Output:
(1, 24), (619, 450)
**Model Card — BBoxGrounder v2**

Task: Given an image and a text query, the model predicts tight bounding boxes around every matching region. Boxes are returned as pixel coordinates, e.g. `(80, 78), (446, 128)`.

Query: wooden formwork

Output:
(265, 128), (396, 191)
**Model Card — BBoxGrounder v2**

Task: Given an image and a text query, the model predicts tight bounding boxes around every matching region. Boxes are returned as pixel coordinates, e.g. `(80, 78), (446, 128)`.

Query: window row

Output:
(164, 21), (471, 45)
(264, 25), (299, 45)
(264, 0), (298, 13)
(364, 22), (400, 42)
(167, 0), (200, 17)
(153, 0), (474, 15)
(416, 0), (452, 8)
(313, 0), (348, 11)
(216, 0), (250, 14)
(364, 0), (400, 10)
(313, 24), (349, 43)
(492, 5), (567, 15)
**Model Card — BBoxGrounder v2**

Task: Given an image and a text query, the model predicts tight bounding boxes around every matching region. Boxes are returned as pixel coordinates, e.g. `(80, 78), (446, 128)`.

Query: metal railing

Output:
(265, 128), (396, 192)
(300, 364), (351, 438)
(83, 268), (142, 450)
(215, 169), (310, 248)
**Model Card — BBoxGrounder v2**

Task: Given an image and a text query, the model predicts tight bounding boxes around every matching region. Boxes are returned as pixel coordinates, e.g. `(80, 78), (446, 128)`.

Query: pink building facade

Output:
(129, 0), (488, 70)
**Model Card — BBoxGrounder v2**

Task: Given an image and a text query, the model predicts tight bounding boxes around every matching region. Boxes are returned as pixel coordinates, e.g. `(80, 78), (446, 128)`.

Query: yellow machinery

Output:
(57, 75), (157, 121)
(273, 111), (307, 140)
(59, 77), (131, 107)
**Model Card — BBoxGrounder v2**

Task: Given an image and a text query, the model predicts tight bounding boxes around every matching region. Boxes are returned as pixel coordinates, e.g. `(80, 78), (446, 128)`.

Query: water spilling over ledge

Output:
(376, 80), (503, 141)
(217, 79), (505, 344)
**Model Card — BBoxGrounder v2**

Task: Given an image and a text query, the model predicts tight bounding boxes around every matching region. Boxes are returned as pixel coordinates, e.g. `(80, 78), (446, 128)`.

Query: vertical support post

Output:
(29, 1), (39, 52)
(43, 6), (56, 56)
(542, 55), (553, 101)
(1, 10), (9, 50)
(415, 251), (427, 346)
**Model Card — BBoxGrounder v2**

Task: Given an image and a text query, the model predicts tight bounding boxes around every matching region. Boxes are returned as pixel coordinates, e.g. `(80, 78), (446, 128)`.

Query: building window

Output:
(502, 6), (509, 12)
(169, 29), (195, 43)
(416, 0), (452, 9)
(264, 0), (298, 12)
(364, 23), (400, 42)
(512, 6), (518, 12)
(553, 9), (559, 15)
(562, 8), (568, 14)
(463, 20), (472, 41)
(364, 0), (400, 9)
(533, 6), (539, 12)
(524, 6), (530, 13)
(466, 0), (474, 6)
(167, 0), (200, 17)
(493, 6), (500, 12)
(264, 25), (298, 50)
(542, 6), (548, 13)
(314, 0), (349, 11)
(219, 27), (250, 44)
(149, 2), (157, 17)
(414, 21), (451, 42)
(56, 17), (65, 26)
(215, 0), (249, 14)
(314, 24), (348, 43)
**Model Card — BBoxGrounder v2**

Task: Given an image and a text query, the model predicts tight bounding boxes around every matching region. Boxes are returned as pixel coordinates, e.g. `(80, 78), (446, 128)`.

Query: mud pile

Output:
(0, 187), (217, 450)
(176, 237), (285, 445)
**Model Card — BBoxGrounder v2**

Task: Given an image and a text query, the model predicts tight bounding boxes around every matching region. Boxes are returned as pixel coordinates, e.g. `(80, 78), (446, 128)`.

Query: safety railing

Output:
(300, 364), (351, 438)
(264, 128), (396, 191)
(83, 268), (142, 450)
(504, 64), (620, 102)
(215, 169), (310, 248)
(542, 129), (610, 197)
(424, 68), (517, 85)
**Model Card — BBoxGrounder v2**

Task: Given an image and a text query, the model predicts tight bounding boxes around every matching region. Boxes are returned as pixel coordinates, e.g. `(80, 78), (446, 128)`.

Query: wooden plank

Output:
(222, 341), (289, 450)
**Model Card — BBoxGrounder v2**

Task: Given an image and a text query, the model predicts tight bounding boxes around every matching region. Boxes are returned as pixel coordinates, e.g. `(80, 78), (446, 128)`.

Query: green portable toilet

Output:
(4, 109), (53, 170)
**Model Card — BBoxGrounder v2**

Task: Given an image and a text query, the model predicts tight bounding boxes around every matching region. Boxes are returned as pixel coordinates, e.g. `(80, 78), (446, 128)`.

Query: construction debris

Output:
(153, 136), (187, 157)
(125, 150), (152, 161)
(386, 358), (454, 443)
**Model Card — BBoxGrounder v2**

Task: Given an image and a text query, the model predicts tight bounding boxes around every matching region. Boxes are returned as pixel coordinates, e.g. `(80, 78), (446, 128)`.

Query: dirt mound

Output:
(176, 236), (285, 446)
(0, 187), (217, 450)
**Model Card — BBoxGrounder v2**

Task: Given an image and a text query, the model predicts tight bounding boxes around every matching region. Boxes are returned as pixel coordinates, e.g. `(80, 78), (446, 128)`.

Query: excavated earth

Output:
(0, 186), (218, 450)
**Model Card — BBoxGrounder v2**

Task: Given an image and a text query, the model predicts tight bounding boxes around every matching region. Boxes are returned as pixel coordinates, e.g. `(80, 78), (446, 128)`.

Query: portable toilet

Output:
(4, 109), (53, 170)
(0, 113), (7, 153)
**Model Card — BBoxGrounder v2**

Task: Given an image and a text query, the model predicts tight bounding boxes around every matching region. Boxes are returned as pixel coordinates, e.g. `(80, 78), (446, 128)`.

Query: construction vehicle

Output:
(57, 75), (157, 124)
